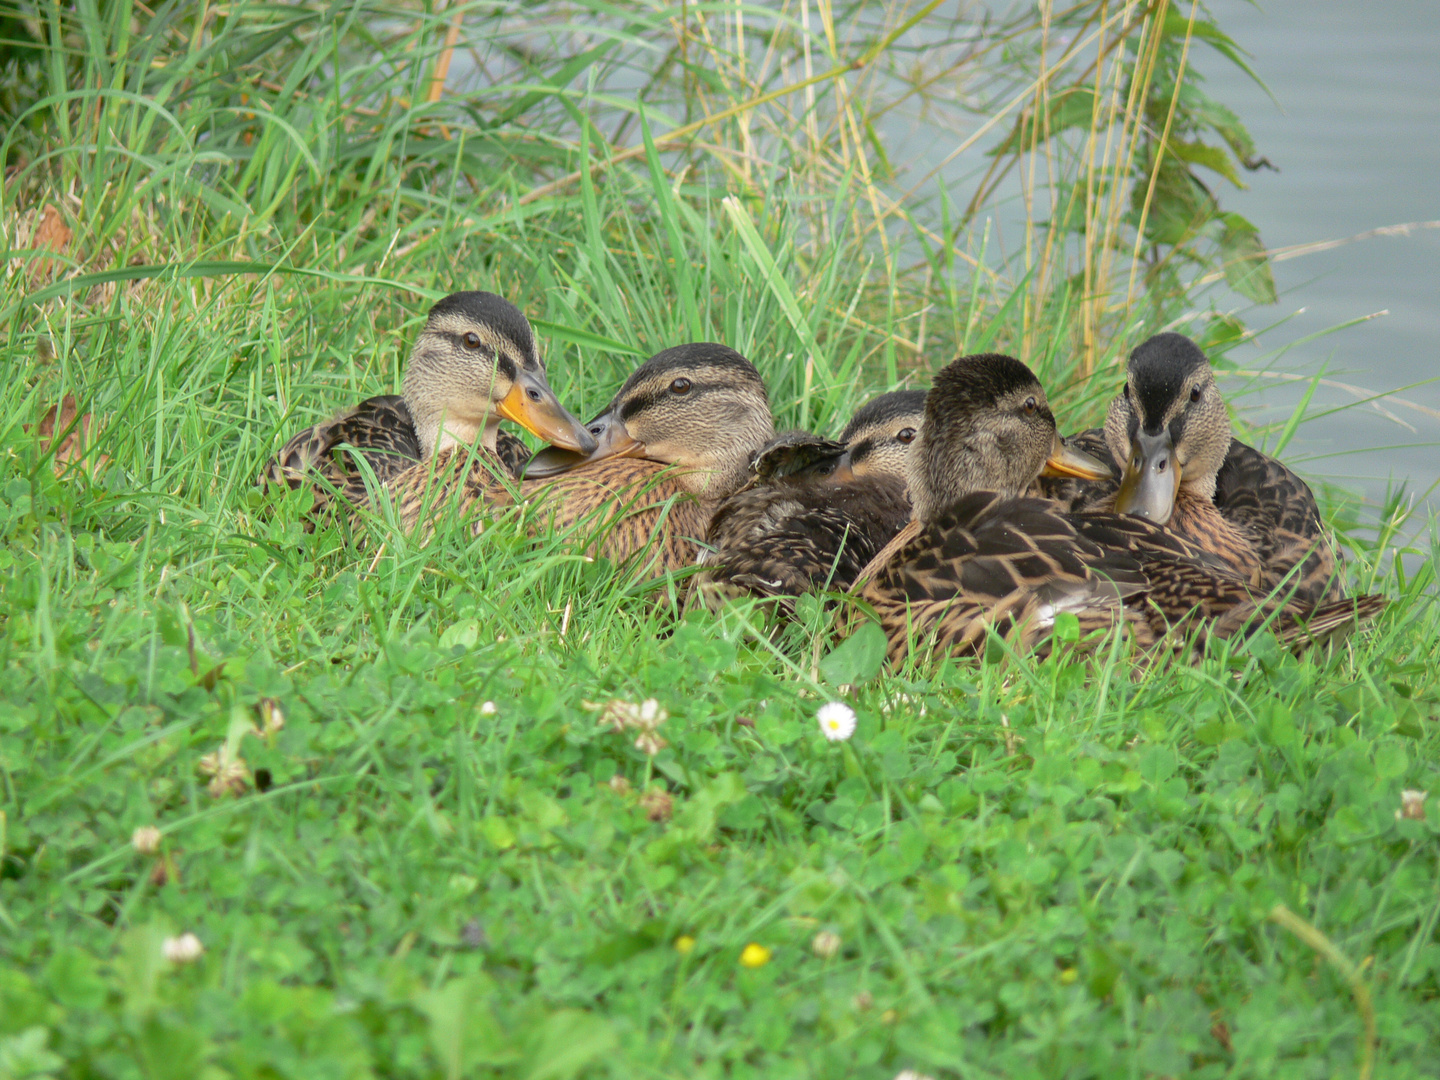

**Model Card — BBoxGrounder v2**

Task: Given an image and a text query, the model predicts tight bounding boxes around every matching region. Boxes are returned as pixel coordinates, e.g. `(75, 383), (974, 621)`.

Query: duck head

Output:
(523, 342), (776, 499)
(402, 291), (596, 460)
(908, 353), (1113, 524)
(1104, 333), (1231, 525)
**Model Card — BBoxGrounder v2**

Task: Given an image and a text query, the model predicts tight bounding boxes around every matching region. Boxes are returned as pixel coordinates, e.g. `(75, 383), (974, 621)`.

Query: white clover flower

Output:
(162, 932), (204, 964)
(479, 701), (498, 716)
(257, 697), (285, 736)
(1397, 789), (1428, 821)
(894, 1072), (936, 1080)
(811, 930), (841, 958)
(131, 826), (162, 855)
(638, 698), (666, 727)
(818, 702), (857, 742)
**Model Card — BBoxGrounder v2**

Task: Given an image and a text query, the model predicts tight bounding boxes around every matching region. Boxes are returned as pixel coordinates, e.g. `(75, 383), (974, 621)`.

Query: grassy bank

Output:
(2, 1), (1438, 1077)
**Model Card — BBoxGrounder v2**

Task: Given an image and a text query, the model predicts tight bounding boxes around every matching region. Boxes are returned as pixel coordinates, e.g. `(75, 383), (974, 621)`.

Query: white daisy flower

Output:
(818, 702), (857, 742)
(162, 932), (204, 964)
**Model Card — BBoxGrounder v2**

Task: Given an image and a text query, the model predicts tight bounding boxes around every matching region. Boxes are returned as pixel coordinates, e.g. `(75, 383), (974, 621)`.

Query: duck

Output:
(694, 389), (928, 604)
(262, 291), (595, 521)
(443, 342), (777, 574)
(1039, 332), (1344, 603)
(857, 353), (1386, 665)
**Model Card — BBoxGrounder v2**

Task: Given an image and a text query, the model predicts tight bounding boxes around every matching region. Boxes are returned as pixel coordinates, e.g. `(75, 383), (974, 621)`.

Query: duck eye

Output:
(896, 427), (916, 444)
(1023, 396), (1037, 414)
(670, 377), (692, 395)
(462, 332), (482, 350)
(1189, 385), (1202, 403)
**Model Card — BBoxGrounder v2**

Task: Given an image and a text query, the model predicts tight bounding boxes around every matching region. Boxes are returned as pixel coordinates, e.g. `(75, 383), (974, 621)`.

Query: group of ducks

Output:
(264, 290), (1386, 665)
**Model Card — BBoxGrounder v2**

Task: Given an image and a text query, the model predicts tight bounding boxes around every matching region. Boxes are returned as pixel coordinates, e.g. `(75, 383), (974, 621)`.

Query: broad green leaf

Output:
(1218, 212), (1277, 304)
(1169, 138), (1243, 187)
(521, 1010), (618, 1080)
(819, 622), (887, 686)
(415, 977), (513, 1080)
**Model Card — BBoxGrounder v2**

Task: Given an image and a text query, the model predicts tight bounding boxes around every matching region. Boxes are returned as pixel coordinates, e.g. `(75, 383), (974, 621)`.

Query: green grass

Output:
(2, 2), (1439, 1077)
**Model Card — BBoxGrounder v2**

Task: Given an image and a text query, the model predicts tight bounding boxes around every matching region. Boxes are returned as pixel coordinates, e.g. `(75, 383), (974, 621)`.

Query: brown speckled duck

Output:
(1041, 332), (1344, 603)
(694, 390), (927, 604)
(857, 353), (1385, 666)
(466, 342), (777, 574)
(263, 291), (594, 520)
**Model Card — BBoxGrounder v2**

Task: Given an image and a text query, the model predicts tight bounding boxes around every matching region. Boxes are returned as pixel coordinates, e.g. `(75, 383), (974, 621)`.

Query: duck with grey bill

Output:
(1114, 428), (1182, 522)
(1105, 332), (1232, 526)
(524, 410), (632, 478)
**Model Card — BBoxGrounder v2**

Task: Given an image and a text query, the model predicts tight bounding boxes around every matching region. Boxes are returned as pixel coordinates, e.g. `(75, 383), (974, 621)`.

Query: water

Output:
(882, 1), (1439, 534)
(1202, 0), (1440, 530)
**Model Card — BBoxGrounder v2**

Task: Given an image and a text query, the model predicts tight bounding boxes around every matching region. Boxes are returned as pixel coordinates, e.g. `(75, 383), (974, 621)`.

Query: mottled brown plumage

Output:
(1040, 333), (1343, 603)
(261, 291), (593, 523)
(696, 390), (925, 604)
(859, 353), (1385, 666)
(419, 343), (777, 573)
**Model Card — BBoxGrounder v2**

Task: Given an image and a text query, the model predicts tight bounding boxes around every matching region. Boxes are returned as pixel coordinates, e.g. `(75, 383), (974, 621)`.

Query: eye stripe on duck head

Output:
(425, 291), (543, 374)
(839, 389), (928, 443)
(1126, 332), (1209, 435)
(835, 389), (928, 478)
(614, 343), (770, 423)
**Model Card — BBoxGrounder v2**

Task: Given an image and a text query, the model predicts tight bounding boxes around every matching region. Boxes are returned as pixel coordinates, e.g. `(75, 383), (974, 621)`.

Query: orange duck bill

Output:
(495, 371), (597, 454)
(1039, 433), (1115, 481)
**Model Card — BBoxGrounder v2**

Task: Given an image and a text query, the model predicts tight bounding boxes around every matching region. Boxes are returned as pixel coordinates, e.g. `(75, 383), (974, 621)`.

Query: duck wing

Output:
(747, 430), (847, 485)
(701, 474), (912, 602)
(263, 395), (424, 516)
(1213, 438), (1343, 602)
(861, 492), (1150, 663)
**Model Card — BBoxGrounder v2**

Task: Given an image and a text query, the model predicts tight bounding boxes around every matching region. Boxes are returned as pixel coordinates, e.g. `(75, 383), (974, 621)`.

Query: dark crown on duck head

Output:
(613, 342), (769, 422)
(1126, 332), (1209, 431)
(925, 354), (1053, 429)
(840, 389), (928, 443)
(908, 353), (1112, 523)
(425, 291), (540, 371)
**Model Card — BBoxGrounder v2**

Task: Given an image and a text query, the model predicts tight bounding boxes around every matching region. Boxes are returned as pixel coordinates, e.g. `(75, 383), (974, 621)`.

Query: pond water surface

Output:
(1203, 0), (1440, 530)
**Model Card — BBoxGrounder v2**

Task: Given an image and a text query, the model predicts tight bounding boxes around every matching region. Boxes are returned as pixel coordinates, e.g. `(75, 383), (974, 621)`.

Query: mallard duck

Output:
(694, 390), (927, 604)
(1040, 332), (1344, 603)
(263, 291), (595, 519)
(443, 342), (777, 574)
(858, 353), (1385, 665)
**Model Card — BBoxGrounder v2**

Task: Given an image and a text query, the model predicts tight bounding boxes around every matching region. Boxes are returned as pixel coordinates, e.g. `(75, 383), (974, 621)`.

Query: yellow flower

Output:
(739, 942), (772, 969)
(1059, 967), (1079, 985)
(674, 935), (696, 955)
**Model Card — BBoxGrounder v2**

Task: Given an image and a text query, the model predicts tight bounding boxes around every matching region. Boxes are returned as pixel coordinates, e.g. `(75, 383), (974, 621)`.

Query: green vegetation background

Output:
(0, 2), (1437, 1077)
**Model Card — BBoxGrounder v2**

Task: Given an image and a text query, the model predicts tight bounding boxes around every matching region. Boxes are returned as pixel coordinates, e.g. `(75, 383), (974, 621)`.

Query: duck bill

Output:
(1114, 430), (1181, 523)
(496, 372), (597, 454)
(1040, 433), (1114, 481)
(521, 408), (646, 479)
(827, 449), (858, 483)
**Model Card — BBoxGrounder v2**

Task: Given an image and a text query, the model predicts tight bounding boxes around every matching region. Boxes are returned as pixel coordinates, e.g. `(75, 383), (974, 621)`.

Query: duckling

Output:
(695, 390), (927, 604)
(263, 291), (594, 520)
(1040, 333), (1343, 603)
(463, 342), (777, 574)
(858, 353), (1385, 665)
